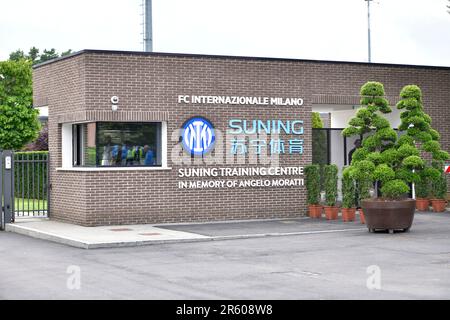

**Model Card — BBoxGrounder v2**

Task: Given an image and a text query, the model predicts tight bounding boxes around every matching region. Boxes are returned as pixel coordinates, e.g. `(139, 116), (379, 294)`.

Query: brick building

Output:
(33, 50), (450, 226)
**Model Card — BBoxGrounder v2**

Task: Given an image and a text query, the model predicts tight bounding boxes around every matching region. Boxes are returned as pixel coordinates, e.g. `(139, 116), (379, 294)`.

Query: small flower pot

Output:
(430, 199), (447, 212)
(415, 198), (430, 211)
(324, 206), (339, 220)
(341, 208), (356, 222)
(308, 205), (323, 218)
(359, 209), (366, 224)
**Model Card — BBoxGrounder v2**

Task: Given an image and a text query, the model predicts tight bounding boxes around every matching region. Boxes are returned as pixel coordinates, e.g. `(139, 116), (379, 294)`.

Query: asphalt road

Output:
(0, 212), (449, 299)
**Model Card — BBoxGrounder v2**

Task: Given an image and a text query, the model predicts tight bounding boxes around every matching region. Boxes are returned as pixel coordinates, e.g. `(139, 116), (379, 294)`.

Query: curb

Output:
(5, 223), (367, 249)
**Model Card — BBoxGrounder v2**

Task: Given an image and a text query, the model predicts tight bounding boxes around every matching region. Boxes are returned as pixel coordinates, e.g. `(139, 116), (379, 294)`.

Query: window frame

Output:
(72, 121), (163, 168)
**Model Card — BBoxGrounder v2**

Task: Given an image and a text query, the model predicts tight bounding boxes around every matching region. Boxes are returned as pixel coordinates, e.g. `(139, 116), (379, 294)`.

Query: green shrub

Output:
(342, 167), (356, 209)
(415, 170), (430, 199)
(380, 179), (410, 199)
(373, 164), (395, 183)
(305, 164), (321, 205)
(402, 155), (424, 169)
(324, 164), (338, 206)
(430, 162), (447, 199)
(358, 179), (372, 203)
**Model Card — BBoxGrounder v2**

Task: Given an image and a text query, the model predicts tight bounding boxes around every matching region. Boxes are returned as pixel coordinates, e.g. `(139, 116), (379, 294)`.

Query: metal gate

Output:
(1, 151), (49, 230)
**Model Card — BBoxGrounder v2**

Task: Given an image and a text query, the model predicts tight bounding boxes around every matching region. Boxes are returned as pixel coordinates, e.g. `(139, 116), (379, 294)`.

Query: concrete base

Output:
(5, 220), (209, 249)
(5, 217), (367, 249)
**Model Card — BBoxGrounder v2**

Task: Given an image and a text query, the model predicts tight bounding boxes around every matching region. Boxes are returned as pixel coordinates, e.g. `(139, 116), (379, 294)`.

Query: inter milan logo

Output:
(181, 117), (215, 155)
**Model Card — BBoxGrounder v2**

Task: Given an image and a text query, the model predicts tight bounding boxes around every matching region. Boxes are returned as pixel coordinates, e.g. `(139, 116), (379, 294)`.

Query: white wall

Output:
(330, 107), (401, 129)
(61, 123), (72, 168)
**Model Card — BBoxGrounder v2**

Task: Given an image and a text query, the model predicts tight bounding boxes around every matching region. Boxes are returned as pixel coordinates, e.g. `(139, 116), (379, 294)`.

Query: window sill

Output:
(56, 166), (172, 172)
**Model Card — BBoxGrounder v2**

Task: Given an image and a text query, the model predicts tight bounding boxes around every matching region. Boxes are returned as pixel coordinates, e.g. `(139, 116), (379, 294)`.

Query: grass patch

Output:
(14, 198), (47, 211)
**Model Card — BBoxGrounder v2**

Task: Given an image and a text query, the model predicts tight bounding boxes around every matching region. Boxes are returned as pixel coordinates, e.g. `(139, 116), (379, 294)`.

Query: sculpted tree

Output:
(396, 85), (449, 211)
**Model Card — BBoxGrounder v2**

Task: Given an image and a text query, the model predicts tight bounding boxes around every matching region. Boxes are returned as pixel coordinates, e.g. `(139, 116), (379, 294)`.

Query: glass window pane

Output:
(96, 122), (161, 167)
(85, 122), (97, 166)
(72, 122), (161, 167)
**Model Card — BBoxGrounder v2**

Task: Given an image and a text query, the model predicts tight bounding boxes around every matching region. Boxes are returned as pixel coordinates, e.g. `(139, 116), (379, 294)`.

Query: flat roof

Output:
(33, 49), (450, 71)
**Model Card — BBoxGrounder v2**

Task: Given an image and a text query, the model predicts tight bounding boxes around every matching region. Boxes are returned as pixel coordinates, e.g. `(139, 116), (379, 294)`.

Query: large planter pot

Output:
(341, 208), (356, 222)
(415, 198), (430, 211)
(308, 205), (323, 218)
(430, 199), (447, 212)
(324, 206), (339, 220)
(361, 199), (416, 233)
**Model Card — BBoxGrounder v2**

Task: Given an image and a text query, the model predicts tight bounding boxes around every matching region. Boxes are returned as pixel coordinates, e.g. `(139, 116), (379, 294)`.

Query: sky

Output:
(1, 0), (450, 66)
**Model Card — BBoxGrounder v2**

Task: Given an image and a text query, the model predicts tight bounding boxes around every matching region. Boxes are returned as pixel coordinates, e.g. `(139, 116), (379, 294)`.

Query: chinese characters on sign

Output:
(228, 119), (304, 155)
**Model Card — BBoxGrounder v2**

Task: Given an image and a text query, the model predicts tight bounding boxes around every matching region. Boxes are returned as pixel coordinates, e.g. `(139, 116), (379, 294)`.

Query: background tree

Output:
(3, 47), (71, 150)
(0, 59), (40, 150)
(8, 47), (72, 65)
(23, 123), (48, 151)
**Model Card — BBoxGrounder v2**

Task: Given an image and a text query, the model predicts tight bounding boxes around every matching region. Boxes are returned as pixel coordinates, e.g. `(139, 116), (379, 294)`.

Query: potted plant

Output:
(305, 164), (322, 218)
(415, 168), (431, 211)
(341, 167), (356, 222)
(342, 82), (443, 233)
(355, 173), (372, 224)
(323, 164), (339, 220)
(430, 161), (448, 212)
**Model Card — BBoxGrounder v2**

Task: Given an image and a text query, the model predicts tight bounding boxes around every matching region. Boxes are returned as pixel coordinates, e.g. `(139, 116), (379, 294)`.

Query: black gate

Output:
(1, 151), (49, 230)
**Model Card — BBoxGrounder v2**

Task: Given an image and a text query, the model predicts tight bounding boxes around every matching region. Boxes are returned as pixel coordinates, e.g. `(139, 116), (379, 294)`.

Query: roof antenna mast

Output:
(144, 0), (153, 52)
(365, 0), (373, 63)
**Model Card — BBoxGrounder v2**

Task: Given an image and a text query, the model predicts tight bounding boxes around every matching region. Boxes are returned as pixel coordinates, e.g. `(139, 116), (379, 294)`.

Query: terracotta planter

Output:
(415, 198), (430, 211)
(308, 205), (323, 218)
(341, 208), (356, 222)
(361, 198), (416, 233)
(324, 206), (339, 220)
(359, 209), (366, 224)
(430, 199), (447, 212)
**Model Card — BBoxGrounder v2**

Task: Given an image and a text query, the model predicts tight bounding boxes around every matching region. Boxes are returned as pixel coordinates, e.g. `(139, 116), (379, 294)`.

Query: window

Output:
(72, 122), (162, 167)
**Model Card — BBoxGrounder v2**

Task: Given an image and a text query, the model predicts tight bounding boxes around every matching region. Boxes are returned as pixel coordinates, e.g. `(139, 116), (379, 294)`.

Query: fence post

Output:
(3, 150), (13, 225)
(1, 151), (3, 230)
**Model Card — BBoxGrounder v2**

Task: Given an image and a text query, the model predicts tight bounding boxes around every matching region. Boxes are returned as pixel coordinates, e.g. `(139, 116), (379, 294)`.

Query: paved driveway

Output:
(0, 212), (449, 299)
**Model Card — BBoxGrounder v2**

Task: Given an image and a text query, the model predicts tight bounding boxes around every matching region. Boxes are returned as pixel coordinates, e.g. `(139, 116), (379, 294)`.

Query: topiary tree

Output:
(312, 112), (328, 190)
(415, 169), (431, 199)
(324, 164), (338, 206)
(305, 164), (321, 205)
(430, 160), (448, 200)
(342, 81), (425, 200)
(396, 85), (449, 192)
(341, 167), (356, 209)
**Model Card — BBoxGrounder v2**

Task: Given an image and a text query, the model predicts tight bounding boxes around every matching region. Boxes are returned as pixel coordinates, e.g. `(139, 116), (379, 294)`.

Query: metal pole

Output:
(144, 0), (153, 52)
(366, 0), (372, 63)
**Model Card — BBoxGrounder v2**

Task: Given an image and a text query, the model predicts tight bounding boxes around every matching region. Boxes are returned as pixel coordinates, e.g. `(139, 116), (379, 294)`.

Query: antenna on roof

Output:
(365, 0), (373, 63)
(143, 0), (153, 52)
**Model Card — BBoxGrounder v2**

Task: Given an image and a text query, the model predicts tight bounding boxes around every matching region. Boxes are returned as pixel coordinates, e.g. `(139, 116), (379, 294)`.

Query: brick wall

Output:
(33, 51), (450, 226)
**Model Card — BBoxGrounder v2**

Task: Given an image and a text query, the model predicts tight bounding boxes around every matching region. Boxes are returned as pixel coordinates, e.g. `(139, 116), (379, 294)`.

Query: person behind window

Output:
(121, 144), (128, 165)
(101, 136), (113, 166)
(144, 145), (155, 166)
(126, 143), (135, 165)
(348, 139), (361, 165)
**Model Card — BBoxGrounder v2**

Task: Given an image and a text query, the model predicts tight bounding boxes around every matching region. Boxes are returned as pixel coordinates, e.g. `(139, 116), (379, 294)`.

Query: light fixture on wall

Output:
(111, 96), (119, 112)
